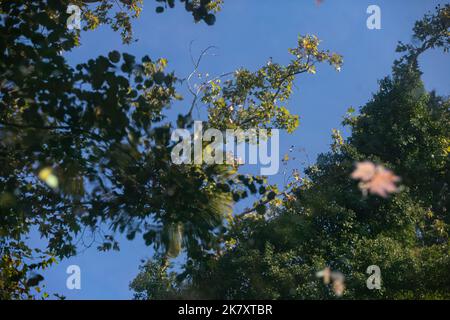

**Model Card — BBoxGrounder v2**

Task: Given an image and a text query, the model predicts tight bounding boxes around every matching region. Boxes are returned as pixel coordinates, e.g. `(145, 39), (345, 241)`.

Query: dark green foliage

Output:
(1, 0), (341, 299)
(153, 0), (222, 25)
(0, 0), (228, 298)
(130, 6), (450, 300)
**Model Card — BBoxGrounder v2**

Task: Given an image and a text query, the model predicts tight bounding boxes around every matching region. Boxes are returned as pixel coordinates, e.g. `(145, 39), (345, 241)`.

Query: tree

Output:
(0, 0), (341, 298)
(130, 5), (450, 300)
(129, 256), (182, 300)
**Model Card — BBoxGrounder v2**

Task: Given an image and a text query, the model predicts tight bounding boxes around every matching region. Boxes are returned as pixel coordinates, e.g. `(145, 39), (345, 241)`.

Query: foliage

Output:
(203, 35), (342, 133)
(0, 0), (340, 298)
(130, 257), (181, 300)
(0, 241), (55, 300)
(130, 6), (450, 300)
(72, 0), (224, 43)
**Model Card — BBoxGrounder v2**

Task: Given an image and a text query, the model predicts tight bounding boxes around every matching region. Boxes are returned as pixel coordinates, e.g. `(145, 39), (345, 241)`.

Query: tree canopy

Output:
(0, 0), (343, 298)
(0, 1), (448, 300)
(129, 5), (450, 300)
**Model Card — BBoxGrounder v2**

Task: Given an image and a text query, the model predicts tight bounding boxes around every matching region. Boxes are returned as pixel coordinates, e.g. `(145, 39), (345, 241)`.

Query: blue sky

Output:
(32, 0), (449, 299)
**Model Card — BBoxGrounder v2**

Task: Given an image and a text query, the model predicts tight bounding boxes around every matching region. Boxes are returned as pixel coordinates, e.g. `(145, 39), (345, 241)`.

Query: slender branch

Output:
(185, 44), (218, 115)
